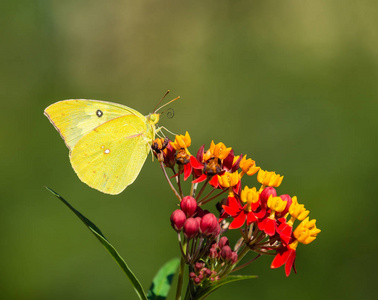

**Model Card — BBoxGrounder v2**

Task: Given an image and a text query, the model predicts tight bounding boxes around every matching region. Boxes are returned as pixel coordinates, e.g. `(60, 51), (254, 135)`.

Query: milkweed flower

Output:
(257, 169), (284, 187)
(271, 217), (321, 276)
(161, 131), (320, 291)
(170, 131), (191, 153)
(239, 155), (260, 177)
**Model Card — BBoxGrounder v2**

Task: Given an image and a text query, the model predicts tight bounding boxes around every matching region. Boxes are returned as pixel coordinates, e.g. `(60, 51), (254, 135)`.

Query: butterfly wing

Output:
(44, 99), (145, 150)
(69, 114), (153, 195)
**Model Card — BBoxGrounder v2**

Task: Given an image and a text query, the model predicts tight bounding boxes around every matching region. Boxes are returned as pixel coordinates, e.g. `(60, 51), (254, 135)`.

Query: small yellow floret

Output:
(293, 217), (321, 245)
(289, 196), (309, 221)
(241, 186), (259, 211)
(204, 141), (232, 161)
(257, 169), (284, 187)
(239, 155), (260, 176)
(218, 171), (239, 188)
(170, 131), (191, 150)
(267, 196), (287, 213)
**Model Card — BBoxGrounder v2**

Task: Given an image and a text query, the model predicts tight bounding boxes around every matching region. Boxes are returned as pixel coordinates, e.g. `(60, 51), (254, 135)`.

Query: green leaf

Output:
(45, 187), (148, 300)
(195, 275), (257, 300)
(146, 258), (180, 300)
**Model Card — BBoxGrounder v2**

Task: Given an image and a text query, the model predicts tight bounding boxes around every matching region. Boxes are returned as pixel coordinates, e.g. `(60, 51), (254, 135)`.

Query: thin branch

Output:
(231, 254), (262, 273)
(198, 189), (227, 206)
(160, 162), (181, 202)
(195, 177), (210, 201)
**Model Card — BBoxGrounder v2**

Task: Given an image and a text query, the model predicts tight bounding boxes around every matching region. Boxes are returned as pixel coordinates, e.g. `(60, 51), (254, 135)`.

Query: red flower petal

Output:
(184, 163), (192, 181)
(277, 223), (293, 245)
(271, 248), (291, 269)
(285, 249), (296, 277)
(192, 173), (207, 183)
(264, 218), (276, 236)
(229, 211), (247, 229)
(209, 175), (219, 188)
(222, 197), (242, 216)
(255, 208), (267, 219)
(222, 204), (239, 216)
(258, 218), (267, 231)
(246, 211), (257, 225)
(190, 155), (204, 169)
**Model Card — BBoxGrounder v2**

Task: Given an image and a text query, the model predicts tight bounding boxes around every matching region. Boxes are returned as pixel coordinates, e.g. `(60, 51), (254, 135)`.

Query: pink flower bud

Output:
(231, 251), (238, 264)
(276, 194), (292, 218)
(183, 218), (199, 239)
(180, 196), (198, 217)
(170, 209), (186, 232)
(195, 262), (205, 270)
(200, 213), (218, 236)
(213, 223), (221, 237)
(204, 269), (212, 277)
(219, 236), (229, 249)
(209, 247), (218, 259)
(260, 187), (277, 209)
(220, 245), (233, 261)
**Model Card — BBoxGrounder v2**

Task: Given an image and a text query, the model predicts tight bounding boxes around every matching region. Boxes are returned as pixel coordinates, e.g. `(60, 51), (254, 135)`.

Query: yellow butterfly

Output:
(44, 94), (179, 195)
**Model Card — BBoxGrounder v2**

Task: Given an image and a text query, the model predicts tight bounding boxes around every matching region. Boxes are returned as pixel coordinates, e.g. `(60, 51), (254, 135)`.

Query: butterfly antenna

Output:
(160, 107), (175, 119)
(153, 90), (170, 113)
(154, 91), (180, 113)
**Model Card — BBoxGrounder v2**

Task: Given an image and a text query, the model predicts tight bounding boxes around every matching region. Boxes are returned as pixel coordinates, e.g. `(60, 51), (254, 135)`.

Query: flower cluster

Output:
(152, 132), (320, 294)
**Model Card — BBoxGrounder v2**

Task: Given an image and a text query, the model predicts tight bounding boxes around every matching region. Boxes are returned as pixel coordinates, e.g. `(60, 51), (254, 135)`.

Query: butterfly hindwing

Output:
(44, 99), (145, 150)
(69, 114), (151, 195)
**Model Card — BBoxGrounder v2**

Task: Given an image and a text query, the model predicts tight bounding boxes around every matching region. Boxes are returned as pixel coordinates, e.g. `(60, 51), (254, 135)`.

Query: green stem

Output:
(231, 253), (261, 273)
(176, 239), (187, 300)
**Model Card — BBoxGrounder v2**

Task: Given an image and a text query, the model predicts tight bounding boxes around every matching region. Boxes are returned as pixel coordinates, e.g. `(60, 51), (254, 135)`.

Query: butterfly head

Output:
(148, 113), (160, 125)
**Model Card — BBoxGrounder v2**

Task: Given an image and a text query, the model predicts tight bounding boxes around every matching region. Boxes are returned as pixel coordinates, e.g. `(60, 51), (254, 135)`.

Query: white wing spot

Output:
(104, 149), (110, 154)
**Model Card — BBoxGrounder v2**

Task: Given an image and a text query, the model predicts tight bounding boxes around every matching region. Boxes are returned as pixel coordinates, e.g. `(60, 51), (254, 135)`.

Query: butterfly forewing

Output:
(69, 114), (152, 195)
(44, 99), (145, 150)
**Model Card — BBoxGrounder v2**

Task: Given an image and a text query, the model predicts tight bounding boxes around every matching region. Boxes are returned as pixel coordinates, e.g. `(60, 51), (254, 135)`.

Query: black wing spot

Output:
(96, 109), (103, 117)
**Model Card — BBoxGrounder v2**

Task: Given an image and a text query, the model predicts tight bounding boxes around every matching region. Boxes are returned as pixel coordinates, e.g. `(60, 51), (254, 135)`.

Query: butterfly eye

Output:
(96, 110), (103, 117)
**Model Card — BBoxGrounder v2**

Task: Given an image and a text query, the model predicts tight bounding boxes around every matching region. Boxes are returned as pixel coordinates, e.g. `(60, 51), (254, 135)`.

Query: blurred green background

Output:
(1, 0), (377, 299)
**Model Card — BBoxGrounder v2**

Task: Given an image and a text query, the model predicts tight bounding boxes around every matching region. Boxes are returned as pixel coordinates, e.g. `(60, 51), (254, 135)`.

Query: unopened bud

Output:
(170, 209), (186, 232)
(180, 196), (198, 217)
(200, 213), (218, 236)
(220, 245), (233, 261)
(218, 236), (229, 249)
(183, 218), (199, 239)
(231, 251), (238, 264)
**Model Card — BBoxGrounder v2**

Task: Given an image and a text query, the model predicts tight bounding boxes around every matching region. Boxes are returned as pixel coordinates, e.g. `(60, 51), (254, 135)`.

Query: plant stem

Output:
(160, 162), (181, 202)
(198, 189), (227, 206)
(173, 167), (184, 198)
(176, 239), (187, 300)
(231, 253), (261, 273)
(195, 178), (210, 201)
